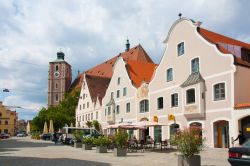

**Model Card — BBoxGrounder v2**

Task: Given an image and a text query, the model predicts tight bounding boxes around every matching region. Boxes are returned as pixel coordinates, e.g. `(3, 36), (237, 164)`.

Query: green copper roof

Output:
(180, 72), (205, 88)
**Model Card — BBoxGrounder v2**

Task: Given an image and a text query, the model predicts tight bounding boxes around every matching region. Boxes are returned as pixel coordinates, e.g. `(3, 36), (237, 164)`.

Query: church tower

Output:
(48, 51), (72, 107)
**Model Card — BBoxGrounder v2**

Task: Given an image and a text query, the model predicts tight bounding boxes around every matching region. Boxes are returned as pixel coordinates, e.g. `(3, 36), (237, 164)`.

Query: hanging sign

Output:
(168, 114), (175, 121)
(153, 116), (158, 122)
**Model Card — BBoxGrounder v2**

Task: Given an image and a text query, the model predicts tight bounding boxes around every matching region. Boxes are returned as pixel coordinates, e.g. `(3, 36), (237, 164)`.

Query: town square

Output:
(1, 0), (250, 166)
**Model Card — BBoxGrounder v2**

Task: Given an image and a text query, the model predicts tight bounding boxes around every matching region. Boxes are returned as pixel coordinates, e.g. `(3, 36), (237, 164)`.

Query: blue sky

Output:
(0, 0), (249, 120)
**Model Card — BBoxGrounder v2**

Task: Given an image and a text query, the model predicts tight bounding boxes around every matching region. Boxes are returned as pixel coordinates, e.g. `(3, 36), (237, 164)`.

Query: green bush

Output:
(171, 128), (204, 158)
(93, 136), (112, 146)
(114, 132), (128, 148)
(31, 132), (40, 140)
(73, 131), (84, 142)
(82, 137), (94, 145)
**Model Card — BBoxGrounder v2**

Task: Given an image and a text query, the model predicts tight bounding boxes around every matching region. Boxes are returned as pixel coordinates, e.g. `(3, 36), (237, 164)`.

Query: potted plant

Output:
(73, 130), (84, 148)
(114, 131), (128, 156)
(93, 136), (112, 153)
(82, 137), (93, 150)
(171, 128), (204, 166)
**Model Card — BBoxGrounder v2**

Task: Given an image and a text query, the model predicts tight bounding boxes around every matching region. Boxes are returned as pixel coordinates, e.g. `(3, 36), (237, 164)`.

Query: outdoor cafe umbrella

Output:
(49, 119), (54, 133)
(43, 121), (48, 134)
(108, 122), (146, 130)
(132, 120), (166, 127)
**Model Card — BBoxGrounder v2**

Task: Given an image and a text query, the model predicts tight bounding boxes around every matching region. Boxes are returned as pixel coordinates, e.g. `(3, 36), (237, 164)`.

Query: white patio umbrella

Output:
(43, 121), (48, 134)
(26, 121), (30, 134)
(132, 120), (166, 127)
(49, 119), (54, 133)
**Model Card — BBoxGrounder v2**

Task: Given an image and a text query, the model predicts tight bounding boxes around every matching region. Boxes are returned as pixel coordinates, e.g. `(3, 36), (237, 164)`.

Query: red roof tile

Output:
(70, 44), (154, 105)
(198, 27), (250, 67)
(125, 60), (157, 88)
(234, 103), (250, 109)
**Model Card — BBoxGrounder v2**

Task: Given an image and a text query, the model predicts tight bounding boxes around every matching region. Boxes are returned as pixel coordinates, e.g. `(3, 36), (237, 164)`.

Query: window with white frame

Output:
(214, 83), (225, 101)
(140, 100), (149, 113)
(126, 103), (130, 113)
(79, 105), (81, 110)
(186, 89), (195, 104)
(111, 92), (114, 98)
(108, 107), (111, 115)
(91, 113), (93, 120)
(116, 105), (120, 114)
(83, 104), (85, 109)
(123, 87), (127, 96)
(117, 90), (120, 98)
(157, 97), (164, 110)
(191, 58), (199, 73)
(118, 77), (121, 85)
(87, 102), (89, 108)
(177, 42), (184, 56)
(167, 68), (173, 82)
(96, 112), (98, 119)
(171, 93), (178, 107)
(82, 115), (84, 121)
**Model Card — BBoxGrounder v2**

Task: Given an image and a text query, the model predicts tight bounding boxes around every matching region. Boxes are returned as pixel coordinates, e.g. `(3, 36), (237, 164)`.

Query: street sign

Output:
(168, 114), (175, 121)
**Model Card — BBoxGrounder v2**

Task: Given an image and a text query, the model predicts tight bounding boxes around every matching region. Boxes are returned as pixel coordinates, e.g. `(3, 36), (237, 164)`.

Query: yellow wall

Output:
(0, 102), (17, 136)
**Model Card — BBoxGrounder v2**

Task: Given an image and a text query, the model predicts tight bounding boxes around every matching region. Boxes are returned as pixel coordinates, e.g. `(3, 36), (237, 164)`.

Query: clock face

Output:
(54, 71), (60, 78)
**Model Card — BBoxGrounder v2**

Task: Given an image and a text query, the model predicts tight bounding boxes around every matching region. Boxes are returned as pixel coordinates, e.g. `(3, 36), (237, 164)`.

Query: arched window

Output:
(139, 100), (149, 113)
(55, 65), (59, 71)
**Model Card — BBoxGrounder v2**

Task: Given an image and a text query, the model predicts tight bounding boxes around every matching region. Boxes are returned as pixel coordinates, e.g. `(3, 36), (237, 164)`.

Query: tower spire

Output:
(125, 38), (130, 51)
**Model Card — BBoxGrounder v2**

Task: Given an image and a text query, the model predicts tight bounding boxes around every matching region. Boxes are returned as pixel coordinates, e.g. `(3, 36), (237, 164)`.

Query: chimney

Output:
(125, 39), (130, 51)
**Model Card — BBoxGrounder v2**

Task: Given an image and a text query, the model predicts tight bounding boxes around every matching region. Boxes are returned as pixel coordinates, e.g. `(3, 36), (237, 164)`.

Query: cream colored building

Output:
(149, 18), (250, 148)
(75, 44), (155, 130)
(74, 19), (250, 148)
(0, 102), (18, 136)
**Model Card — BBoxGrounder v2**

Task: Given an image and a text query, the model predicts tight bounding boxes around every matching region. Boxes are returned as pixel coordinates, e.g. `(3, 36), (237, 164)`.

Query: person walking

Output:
(234, 131), (246, 146)
(53, 132), (58, 145)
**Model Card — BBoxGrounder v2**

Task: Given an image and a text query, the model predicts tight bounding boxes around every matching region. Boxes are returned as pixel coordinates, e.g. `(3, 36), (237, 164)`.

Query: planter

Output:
(82, 144), (92, 150)
(96, 146), (107, 153)
(178, 155), (201, 166)
(74, 142), (82, 148)
(114, 148), (127, 156)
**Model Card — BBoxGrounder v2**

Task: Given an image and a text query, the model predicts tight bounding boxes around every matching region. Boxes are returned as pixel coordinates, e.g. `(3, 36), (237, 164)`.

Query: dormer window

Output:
(178, 42), (184, 56)
(242, 54), (250, 63)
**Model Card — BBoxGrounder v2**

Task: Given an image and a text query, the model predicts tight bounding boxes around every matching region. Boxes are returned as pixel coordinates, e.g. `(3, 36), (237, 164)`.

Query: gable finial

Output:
(178, 13), (182, 19)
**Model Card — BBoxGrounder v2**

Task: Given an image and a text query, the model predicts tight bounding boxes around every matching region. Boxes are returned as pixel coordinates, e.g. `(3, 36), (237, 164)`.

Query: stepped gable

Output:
(125, 60), (158, 88)
(198, 27), (250, 67)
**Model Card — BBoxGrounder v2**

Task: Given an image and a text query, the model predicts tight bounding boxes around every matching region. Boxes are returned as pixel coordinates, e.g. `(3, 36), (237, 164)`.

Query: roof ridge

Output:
(198, 27), (250, 49)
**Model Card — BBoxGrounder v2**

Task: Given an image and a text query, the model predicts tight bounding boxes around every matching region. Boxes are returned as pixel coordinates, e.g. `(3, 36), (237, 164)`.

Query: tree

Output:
(31, 90), (80, 132)
(86, 121), (93, 128)
(92, 120), (101, 132)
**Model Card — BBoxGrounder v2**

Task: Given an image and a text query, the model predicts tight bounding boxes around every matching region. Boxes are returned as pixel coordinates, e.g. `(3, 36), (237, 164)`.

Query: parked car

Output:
(61, 127), (101, 145)
(228, 139), (250, 166)
(41, 133), (52, 140)
(0, 133), (10, 139)
(16, 132), (27, 137)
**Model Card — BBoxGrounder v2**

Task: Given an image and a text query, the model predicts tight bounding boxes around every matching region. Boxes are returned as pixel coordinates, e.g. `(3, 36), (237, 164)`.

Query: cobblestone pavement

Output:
(0, 137), (230, 166)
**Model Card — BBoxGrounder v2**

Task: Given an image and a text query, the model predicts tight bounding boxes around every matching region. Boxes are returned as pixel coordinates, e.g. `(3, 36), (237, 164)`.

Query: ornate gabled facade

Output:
(75, 43), (155, 128)
(74, 18), (250, 148)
